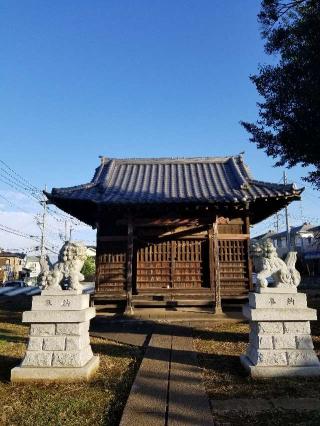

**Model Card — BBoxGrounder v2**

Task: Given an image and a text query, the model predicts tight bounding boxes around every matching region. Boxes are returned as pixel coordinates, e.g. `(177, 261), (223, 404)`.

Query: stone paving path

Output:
(91, 318), (320, 424)
(119, 326), (214, 426)
(90, 320), (152, 347)
(210, 397), (320, 412)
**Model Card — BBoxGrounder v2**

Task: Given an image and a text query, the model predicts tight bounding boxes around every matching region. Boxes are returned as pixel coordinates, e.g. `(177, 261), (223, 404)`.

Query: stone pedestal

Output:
(240, 288), (320, 378)
(11, 289), (99, 382)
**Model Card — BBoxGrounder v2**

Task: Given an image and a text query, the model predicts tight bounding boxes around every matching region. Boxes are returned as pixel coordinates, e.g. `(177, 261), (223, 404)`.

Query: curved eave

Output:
(45, 192), (98, 228)
(45, 188), (303, 228)
(249, 191), (303, 225)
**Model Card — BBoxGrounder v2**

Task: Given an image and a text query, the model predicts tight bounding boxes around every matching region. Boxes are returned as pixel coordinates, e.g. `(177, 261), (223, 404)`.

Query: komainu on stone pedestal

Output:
(11, 242), (99, 382)
(39, 241), (87, 292)
(241, 240), (320, 378)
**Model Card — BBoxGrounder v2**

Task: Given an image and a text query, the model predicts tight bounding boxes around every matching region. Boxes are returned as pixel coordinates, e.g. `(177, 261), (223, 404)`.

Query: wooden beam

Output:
(125, 218), (134, 313)
(217, 234), (249, 240)
(98, 236), (129, 242)
(117, 217), (200, 227)
(157, 224), (208, 240)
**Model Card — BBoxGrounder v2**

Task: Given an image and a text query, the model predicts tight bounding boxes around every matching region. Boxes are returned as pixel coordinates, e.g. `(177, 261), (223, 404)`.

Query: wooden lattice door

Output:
(96, 243), (127, 293)
(136, 241), (171, 289)
(218, 238), (249, 297)
(136, 240), (206, 290)
(172, 240), (205, 288)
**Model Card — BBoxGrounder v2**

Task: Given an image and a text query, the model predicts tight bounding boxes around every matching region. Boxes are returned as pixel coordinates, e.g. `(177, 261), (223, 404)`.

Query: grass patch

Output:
(194, 303), (320, 425)
(0, 303), (142, 426)
(194, 321), (320, 400)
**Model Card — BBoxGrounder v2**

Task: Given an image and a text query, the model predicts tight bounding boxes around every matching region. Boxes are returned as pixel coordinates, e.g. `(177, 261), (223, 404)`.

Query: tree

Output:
(241, 0), (320, 187)
(81, 256), (96, 281)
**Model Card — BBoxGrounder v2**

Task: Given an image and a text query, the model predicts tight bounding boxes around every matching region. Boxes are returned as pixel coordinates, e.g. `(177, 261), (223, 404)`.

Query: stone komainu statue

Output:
(39, 242), (87, 292)
(250, 239), (301, 290)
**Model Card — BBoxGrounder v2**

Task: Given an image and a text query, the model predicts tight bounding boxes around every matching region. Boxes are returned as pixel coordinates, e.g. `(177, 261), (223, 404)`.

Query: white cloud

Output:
(0, 190), (95, 253)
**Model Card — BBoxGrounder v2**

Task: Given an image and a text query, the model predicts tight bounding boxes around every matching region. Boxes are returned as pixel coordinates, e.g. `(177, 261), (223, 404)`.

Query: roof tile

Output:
(49, 156), (302, 205)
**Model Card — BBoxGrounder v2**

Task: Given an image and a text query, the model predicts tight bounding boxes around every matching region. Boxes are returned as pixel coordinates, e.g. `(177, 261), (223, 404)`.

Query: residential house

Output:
(24, 255), (42, 285)
(253, 223), (320, 276)
(0, 251), (26, 283)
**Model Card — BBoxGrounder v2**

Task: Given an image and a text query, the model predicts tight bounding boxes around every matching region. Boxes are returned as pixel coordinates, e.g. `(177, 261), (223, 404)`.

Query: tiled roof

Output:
(48, 156), (302, 205)
(0, 251), (25, 258)
(262, 223), (318, 240)
(253, 223), (320, 241)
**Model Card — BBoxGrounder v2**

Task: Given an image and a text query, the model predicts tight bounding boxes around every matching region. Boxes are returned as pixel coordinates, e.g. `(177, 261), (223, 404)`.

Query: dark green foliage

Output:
(81, 256), (96, 281)
(241, 0), (320, 187)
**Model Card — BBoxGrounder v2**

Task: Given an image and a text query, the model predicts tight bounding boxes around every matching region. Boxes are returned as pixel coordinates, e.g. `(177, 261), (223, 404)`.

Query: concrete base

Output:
(240, 355), (320, 378)
(11, 356), (99, 383)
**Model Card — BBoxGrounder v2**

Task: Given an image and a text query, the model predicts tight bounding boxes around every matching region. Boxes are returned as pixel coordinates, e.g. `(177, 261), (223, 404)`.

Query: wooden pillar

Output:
(208, 221), (222, 314)
(171, 240), (177, 289)
(93, 217), (100, 303)
(126, 217), (134, 314)
(213, 220), (223, 314)
(208, 226), (215, 297)
(245, 215), (253, 291)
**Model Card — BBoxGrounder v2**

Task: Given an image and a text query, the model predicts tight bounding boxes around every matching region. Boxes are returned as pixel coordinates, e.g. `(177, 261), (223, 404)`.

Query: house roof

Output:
(252, 230), (276, 241)
(0, 251), (25, 259)
(270, 223), (319, 239)
(253, 223), (320, 241)
(48, 156), (302, 205)
(26, 256), (41, 262)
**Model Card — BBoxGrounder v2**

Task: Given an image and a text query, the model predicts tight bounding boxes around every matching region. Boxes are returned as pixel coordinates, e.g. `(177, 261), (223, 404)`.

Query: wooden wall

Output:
(136, 239), (207, 290)
(95, 215), (251, 299)
(218, 219), (251, 298)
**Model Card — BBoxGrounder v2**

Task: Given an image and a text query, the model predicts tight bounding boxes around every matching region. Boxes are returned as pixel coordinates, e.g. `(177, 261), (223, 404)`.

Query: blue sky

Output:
(0, 0), (319, 251)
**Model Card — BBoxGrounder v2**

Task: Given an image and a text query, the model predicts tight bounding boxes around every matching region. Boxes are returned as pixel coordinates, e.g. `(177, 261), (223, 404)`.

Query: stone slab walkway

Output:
(211, 397), (320, 412)
(91, 319), (320, 424)
(120, 326), (214, 426)
(90, 320), (152, 347)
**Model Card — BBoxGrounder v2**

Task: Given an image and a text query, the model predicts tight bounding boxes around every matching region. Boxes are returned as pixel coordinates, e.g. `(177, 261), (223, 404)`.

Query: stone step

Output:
(133, 293), (213, 301)
(132, 299), (214, 307)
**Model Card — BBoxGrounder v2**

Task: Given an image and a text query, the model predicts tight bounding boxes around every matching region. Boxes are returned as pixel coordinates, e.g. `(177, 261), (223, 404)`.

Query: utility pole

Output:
(274, 212), (280, 233)
(283, 172), (290, 249)
(38, 185), (47, 259)
(69, 222), (73, 241)
(65, 220), (68, 242)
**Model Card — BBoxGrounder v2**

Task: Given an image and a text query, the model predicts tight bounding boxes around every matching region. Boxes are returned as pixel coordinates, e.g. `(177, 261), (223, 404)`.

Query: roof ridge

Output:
(49, 181), (97, 194)
(99, 156), (237, 164)
(249, 178), (294, 189)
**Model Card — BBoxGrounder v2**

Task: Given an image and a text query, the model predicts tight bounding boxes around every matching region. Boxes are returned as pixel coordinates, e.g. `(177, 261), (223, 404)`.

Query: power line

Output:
(0, 192), (31, 214)
(0, 158), (89, 226)
(0, 223), (40, 241)
(0, 159), (91, 238)
(0, 159), (42, 192)
(0, 190), (68, 238)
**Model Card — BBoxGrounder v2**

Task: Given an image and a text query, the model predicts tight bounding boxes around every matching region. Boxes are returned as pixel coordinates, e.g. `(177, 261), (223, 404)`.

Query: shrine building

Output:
(46, 156), (302, 312)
